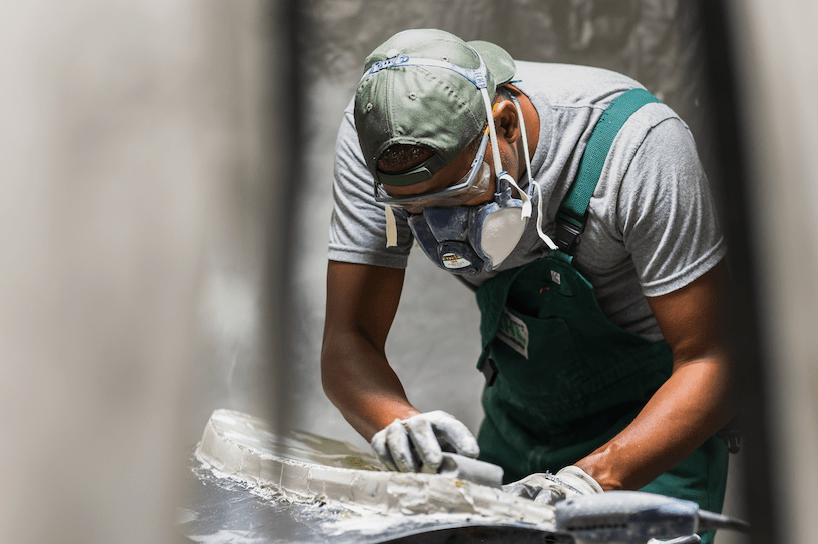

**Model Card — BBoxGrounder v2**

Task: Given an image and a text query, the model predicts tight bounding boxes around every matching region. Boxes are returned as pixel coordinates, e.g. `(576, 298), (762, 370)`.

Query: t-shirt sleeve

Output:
(617, 117), (726, 297)
(328, 104), (414, 268)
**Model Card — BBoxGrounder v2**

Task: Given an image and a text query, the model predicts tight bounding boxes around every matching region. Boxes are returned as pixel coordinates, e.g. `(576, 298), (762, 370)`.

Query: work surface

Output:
(177, 459), (560, 543)
(175, 410), (749, 543)
(176, 409), (562, 543)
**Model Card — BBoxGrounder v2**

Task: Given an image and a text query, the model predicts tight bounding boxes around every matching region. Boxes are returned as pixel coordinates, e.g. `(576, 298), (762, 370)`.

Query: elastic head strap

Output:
(360, 52), (488, 89)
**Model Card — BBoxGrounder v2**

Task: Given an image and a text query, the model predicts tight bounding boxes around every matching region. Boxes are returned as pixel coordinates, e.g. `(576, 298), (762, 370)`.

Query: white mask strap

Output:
(384, 204), (398, 248)
(510, 93), (558, 250)
(480, 87), (504, 179)
(482, 88), (533, 219)
(504, 175), (532, 219)
(511, 97), (534, 195)
(532, 180), (558, 250)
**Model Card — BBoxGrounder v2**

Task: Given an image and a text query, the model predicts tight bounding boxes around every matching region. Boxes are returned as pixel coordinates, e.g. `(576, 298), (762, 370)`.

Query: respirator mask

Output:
(403, 147), (532, 274)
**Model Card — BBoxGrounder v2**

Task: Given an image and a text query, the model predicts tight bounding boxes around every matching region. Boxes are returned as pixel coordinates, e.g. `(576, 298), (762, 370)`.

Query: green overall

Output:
(475, 90), (728, 543)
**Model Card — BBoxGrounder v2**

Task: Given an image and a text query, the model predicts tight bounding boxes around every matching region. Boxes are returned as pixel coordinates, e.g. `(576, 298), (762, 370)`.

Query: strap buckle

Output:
(477, 347), (498, 386)
(555, 211), (586, 253)
(717, 428), (743, 454)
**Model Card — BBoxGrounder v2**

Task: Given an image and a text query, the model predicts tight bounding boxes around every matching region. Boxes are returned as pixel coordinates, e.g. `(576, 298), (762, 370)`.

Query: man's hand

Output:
(370, 410), (479, 473)
(502, 465), (603, 505)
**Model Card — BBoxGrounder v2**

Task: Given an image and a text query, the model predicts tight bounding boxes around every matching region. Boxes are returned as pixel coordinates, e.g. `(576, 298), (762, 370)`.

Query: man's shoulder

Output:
(514, 60), (634, 80)
(513, 61), (642, 108)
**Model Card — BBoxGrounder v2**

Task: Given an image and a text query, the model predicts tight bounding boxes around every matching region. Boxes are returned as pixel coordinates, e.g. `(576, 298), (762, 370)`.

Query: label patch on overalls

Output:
(551, 270), (561, 284)
(497, 307), (529, 359)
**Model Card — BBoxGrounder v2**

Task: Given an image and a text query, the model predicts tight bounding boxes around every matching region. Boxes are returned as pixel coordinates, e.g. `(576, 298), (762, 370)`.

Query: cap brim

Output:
(468, 40), (516, 86)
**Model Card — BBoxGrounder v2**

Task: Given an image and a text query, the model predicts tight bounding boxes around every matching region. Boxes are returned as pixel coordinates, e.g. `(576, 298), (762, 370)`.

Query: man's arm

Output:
(321, 260), (421, 441)
(575, 259), (734, 491)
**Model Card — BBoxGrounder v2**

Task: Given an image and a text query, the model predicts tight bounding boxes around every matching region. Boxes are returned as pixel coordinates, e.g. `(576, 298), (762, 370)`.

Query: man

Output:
(321, 28), (733, 539)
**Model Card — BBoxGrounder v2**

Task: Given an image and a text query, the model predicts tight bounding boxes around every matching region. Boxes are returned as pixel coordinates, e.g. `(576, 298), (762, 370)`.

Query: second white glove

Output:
(502, 465), (603, 505)
(370, 410), (480, 473)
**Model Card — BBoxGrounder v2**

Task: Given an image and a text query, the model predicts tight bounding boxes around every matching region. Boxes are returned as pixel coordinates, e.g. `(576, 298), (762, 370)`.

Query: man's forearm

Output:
(322, 261), (414, 441)
(321, 333), (420, 441)
(575, 355), (733, 491)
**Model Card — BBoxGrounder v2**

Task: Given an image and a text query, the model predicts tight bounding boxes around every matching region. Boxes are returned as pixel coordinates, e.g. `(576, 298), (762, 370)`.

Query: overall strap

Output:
(555, 88), (662, 253)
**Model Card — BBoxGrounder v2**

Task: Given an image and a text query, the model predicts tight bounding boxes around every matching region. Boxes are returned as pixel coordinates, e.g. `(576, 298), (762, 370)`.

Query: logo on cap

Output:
(366, 55), (411, 76)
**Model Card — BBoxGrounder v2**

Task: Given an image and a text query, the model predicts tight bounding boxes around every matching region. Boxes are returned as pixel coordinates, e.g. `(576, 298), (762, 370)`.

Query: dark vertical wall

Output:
(706, 2), (818, 543)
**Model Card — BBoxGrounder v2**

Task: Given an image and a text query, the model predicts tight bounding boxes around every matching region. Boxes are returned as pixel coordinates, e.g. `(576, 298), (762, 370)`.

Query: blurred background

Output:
(1, 1), (815, 543)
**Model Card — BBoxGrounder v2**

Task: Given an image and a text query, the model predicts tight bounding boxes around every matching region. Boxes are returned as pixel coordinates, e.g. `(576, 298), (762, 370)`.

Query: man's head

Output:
(354, 29), (516, 189)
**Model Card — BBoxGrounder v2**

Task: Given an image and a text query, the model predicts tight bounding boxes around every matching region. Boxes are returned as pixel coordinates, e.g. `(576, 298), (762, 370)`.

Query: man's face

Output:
(377, 95), (527, 213)
(382, 135), (518, 214)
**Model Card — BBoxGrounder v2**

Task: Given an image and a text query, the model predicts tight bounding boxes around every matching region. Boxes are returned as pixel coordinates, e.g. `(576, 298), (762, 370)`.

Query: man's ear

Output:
(493, 99), (519, 144)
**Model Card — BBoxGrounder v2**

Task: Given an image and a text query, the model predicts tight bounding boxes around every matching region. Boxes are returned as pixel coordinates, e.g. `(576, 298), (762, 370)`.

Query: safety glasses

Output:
(374, 130), (492, 211)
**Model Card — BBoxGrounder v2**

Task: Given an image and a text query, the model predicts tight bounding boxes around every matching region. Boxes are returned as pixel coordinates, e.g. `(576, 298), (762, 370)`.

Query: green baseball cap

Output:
(354, 29), (516, 187)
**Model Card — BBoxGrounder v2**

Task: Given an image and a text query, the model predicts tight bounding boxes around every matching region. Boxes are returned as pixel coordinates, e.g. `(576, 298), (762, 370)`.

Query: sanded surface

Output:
(194, 409), (556, 527)
(179, 457), (565, 543)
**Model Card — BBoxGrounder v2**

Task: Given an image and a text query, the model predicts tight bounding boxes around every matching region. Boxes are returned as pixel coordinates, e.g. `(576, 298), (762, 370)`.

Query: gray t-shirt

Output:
(329, 61), (725, 342)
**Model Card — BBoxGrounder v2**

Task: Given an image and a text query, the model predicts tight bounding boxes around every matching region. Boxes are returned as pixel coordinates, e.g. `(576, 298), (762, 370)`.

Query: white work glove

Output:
(502, 465), (603, 505)
(370, 410), (480, 473)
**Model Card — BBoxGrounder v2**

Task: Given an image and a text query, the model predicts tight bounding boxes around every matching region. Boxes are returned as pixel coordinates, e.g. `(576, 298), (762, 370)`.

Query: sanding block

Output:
(437, 452), (504, 488)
